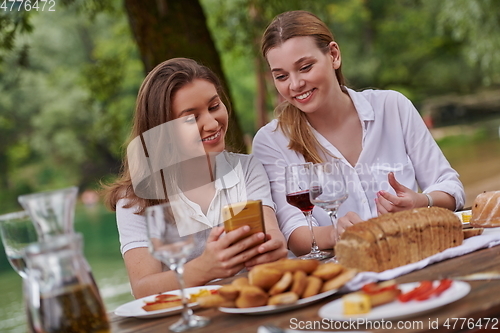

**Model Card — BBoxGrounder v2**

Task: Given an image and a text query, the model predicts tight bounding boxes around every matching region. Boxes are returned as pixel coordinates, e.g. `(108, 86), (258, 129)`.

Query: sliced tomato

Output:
(362, 282), (380, 294)
(414, 286), (436, 301)
(434, 279), (453, 296)
(398, 281), (433, 302)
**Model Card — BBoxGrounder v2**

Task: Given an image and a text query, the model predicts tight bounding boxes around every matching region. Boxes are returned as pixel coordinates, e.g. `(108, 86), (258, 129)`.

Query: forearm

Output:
(131, 270), (179, 299)
(130, 259), (217, 299)
(288, 225), (334, 257)
(424, 191), (456, 211)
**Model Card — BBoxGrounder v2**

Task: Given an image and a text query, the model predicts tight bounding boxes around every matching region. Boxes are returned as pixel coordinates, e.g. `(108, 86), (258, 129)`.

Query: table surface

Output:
(108, 241), (500, 333)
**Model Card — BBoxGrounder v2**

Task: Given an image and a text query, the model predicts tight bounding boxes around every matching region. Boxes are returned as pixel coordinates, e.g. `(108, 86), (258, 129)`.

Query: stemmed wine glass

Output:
(0, 210), (38, 332)
(285, 163), (330, 260)
(0, 210), (37, 278)
(309, 160), (349, 262)
(145, 202), (210, 332)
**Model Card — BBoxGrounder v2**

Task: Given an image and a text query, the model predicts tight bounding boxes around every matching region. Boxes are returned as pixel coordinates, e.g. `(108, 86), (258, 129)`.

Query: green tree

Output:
(123, 0), (246, 152)
(436, 0), (500, 86)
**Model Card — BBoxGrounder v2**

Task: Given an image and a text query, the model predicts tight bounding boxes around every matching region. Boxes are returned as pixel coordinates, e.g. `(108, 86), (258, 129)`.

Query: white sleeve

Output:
(252, 124), (312, 242)
(398, 93), (465, 210)
(116, 199), (149, 255)
(243, 155), (276, 210)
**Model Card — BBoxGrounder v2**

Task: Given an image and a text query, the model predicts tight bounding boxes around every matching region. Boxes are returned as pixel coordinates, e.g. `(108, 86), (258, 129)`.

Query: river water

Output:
(0, 204), (134, 333)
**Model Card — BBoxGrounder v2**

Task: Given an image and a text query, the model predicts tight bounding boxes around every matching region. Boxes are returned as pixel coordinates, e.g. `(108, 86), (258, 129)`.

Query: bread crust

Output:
(336, 207), (463, 272)
(231, 277), (250, 288)
(302, 276), (323, 298)
(463, 228), (484, 239)
(311, 262), (343, 280)
(291, 270), (307, 296)
(259, 258), (320, 274)
(268, 271), (293, 296)
(217, 285), (240, 301)
(267, 291), (299, 306)
(248, 267), (283, 291)
(321, 269), (357, 293)
(471, 191), (500, 227)
(235, 285), (268, 308)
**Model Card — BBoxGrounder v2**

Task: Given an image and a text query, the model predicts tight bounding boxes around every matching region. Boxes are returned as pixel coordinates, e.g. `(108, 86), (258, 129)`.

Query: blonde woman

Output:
(253, 11), (464, 257)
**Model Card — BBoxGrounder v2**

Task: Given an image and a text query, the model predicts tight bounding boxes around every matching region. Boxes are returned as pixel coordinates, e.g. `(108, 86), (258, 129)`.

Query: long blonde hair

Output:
(261, 11), (346, 163)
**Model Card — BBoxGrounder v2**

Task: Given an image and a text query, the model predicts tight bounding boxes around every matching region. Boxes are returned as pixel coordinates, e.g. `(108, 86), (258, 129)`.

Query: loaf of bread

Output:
(335, 207), (463, 272)
(471, 191), (500, 228)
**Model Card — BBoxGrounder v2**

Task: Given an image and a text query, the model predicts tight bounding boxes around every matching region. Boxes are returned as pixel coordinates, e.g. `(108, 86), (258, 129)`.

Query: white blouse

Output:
(252, 88), (465, 242)
(116, 151), (275, 262)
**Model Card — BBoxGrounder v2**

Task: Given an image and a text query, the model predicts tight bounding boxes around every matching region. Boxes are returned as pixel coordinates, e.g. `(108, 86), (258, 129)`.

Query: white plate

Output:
(219, 288), (339, 315)
(114, 285), (221, 319)
(318, 280), (470, 321)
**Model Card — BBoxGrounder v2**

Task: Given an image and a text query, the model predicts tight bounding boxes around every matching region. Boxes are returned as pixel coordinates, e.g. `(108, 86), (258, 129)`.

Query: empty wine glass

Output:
(309, 161), (349, 262)
(285, 163), (330, 260)
(0, 211), (37, 278)
(145, 202), (210, 332)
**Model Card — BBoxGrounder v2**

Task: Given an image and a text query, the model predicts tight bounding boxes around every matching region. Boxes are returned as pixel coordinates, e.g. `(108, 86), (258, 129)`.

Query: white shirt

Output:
(116, 151), (275, 263)
(252, 88), (465, 242)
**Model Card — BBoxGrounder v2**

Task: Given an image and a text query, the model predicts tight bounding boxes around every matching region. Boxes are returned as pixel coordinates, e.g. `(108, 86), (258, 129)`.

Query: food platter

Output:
(114, 285), (221, 319)
(318, 280), (470, 321)
(218, 288), (338, 315)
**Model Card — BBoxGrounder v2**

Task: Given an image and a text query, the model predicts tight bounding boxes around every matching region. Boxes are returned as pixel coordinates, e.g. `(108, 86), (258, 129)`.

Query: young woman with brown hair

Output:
(104, 58), (287, 298)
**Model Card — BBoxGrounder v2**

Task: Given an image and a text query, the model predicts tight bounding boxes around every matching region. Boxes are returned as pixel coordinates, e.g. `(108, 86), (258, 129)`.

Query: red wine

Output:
(286, 190), (314, 212)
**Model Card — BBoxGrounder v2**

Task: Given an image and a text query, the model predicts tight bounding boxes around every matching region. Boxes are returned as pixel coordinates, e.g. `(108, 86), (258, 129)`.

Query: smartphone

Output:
(222, 200), (266, 244)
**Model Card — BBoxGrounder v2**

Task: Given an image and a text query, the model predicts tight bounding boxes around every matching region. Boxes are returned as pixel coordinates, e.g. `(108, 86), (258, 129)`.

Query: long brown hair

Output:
(261, 10), (346, 163)
(102, 58), (230, 214)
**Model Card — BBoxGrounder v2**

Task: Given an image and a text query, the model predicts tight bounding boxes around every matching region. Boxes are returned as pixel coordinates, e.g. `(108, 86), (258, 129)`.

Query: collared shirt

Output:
(116, 151), (275, 262)
(252, 88), (465, 242)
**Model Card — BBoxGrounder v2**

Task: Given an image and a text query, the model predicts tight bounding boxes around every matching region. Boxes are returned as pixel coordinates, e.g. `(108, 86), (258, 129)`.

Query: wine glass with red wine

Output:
(285, 163), (330, 260)
(309, 160), (348, 262)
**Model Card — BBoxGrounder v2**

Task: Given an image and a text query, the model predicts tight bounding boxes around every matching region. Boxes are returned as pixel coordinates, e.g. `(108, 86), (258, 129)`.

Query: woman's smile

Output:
(201, 129), (222, 144)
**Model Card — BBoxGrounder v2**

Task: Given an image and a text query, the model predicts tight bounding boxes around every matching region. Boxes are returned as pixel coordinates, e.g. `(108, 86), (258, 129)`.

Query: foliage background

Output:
(0, 0), (500, 213)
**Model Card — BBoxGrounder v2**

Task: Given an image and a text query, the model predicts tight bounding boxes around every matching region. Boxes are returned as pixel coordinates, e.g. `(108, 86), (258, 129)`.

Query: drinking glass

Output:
(0, 211), (37, 278)
(145, 202), (210, 332)
(309, 161), (349, 262)
(285, 163), (330, 260)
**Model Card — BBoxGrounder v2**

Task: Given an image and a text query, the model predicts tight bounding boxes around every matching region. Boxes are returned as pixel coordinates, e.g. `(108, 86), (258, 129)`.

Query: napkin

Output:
(342, 227), (500, 292)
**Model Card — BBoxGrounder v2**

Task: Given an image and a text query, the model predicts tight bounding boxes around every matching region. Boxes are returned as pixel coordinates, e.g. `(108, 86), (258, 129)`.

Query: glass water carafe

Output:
(18, 186), (78, 240)
(25, 233), (110, 333)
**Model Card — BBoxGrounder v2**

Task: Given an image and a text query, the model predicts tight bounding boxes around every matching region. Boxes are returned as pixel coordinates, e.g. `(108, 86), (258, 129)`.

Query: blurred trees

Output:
(0, 2), (143, 211)
(124, 0), (245, 152)
(0, 0), (500, 212)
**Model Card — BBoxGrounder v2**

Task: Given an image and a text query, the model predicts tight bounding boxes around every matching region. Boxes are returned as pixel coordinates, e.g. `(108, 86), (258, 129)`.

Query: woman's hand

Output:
(192, 225), (266, 282)
(243, 229), (288, 269)
(337, 211), (363, 240)
(375, 172), (427, 215)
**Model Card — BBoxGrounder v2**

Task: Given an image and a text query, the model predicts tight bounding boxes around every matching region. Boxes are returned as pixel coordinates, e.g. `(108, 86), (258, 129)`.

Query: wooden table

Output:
(108, 244), (500, 333)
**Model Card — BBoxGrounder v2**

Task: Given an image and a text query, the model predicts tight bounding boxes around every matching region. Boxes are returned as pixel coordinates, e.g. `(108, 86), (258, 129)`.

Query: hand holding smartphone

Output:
(222, 200), (266, 244)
